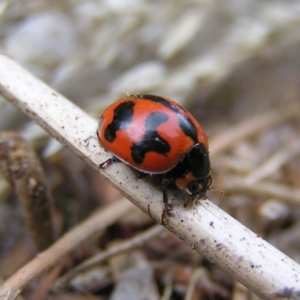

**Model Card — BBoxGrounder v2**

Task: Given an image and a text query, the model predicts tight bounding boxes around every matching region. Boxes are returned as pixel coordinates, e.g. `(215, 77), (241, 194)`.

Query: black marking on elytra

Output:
(104, 101), (135, 142)
(177, 114), (198, 143)
(136, 94), (198, 143)
(131, 112), (171, 164)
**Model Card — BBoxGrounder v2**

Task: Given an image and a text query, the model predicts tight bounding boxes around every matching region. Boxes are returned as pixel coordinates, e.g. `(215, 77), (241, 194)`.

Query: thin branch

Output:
(0, 198), (134, 299)
(0, 53), (300, 300)
(222, 179), (300, 207)
(244, 140), (300, 184)
(209, 101), (300, 157)
(53, 225), (164, 290)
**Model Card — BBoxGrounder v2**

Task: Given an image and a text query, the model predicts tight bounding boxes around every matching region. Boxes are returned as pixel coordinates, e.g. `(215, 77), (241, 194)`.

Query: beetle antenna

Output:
(210, 188), (224, 196)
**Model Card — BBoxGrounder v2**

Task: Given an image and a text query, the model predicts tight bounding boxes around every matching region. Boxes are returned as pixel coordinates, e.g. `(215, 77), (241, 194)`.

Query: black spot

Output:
(131, 112), (171, 164)
(137, 94), (198, 142)
(177, 115), (198, 143)
(104, 101), (134, 142)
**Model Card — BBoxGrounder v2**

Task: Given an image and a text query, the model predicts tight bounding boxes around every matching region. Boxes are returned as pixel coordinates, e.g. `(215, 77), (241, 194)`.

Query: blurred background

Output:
(0, 1), (300, 299)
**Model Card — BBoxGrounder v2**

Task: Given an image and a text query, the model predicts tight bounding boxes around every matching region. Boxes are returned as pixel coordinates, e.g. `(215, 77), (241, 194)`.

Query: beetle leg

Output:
(99, 156), (120, 169)
(136, 172), (149, 179)
(183, 194), (196, 208)
(161, 179), (174, 225)
(161, 186), (169, 225)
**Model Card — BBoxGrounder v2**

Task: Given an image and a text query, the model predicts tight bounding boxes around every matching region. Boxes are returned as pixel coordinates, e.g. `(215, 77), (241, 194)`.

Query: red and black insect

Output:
(97, 94), (211, 224)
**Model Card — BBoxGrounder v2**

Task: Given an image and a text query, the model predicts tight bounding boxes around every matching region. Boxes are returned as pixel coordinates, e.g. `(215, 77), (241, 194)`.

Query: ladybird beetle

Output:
(97, 94), (211, 224)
